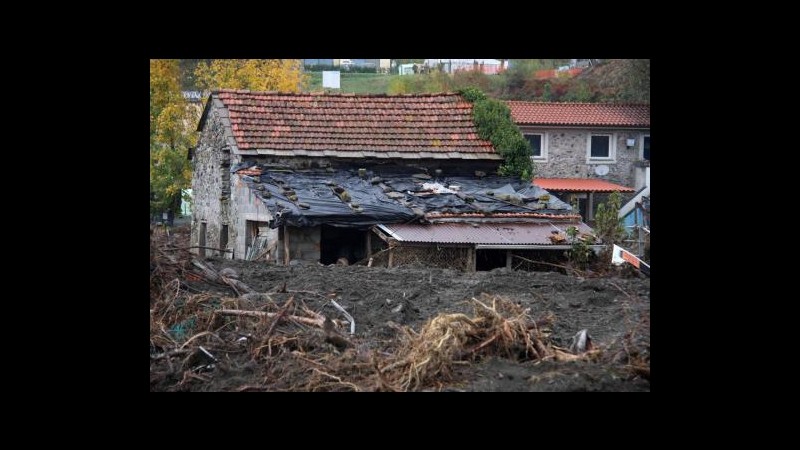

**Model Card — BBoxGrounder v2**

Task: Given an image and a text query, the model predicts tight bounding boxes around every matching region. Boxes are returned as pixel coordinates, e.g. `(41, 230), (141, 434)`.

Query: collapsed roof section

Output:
(233, 162), (581, 228)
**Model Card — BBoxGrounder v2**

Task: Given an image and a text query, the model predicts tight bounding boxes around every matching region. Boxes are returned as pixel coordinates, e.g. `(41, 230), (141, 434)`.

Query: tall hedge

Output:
(460, 87), (533, 180)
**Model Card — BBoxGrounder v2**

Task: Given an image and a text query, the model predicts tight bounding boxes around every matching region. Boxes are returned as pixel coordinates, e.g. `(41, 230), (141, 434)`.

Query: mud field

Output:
(150, 228), (650, 392)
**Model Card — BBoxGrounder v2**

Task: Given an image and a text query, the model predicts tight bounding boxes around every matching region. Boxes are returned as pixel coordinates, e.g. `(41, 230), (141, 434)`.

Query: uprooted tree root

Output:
(376, 294), (555, 391)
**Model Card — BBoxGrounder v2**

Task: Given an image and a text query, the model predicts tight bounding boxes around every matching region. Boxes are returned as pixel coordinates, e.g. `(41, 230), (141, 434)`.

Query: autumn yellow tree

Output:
(150, 59), (198, 217)
(195, 59), (307, 94)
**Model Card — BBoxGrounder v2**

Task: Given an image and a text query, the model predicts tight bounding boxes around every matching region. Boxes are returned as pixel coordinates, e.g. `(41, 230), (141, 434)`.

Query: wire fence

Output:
(370, 246), (471, 271)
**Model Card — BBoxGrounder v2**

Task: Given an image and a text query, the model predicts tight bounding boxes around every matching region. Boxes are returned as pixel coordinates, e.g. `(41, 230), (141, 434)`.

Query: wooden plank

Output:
(470, 246), (477, 272)
(283, 226), (290, 266)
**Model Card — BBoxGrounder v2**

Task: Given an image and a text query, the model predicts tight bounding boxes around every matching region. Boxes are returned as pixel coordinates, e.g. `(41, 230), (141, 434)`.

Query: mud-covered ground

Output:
(151, 243), (650, 391)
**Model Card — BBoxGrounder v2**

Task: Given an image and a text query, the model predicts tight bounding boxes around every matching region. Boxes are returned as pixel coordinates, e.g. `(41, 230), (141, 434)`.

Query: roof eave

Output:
(516, 123), (650, 130)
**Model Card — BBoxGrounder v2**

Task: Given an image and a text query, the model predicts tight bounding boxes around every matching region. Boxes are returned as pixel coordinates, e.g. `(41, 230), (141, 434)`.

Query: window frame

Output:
(524, 132), (548, 162)
(640, 133), (650, 161)
(586, 132), (616, 163)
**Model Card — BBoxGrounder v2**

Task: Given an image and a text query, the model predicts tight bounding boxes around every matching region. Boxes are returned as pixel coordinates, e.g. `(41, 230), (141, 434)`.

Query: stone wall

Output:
(522, 127), (649, 188)
(190, 107), (228, 257)
(193, 102), (502, 262)
(277, 226), (321, 264)
(229, 152), (276, 261)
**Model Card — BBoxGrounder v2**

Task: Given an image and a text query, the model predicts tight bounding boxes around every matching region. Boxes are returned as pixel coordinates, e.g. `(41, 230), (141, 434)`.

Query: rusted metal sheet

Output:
(378, 222), (594, 245)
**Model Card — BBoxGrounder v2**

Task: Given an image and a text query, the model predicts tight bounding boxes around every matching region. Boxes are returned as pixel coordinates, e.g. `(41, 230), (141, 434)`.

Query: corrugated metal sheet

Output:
(379, 222), (595, 245)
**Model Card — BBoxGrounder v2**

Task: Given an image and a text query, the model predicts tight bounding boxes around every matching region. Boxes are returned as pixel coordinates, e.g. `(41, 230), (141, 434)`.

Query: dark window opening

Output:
(525, 134), (542, 157)
(220, 225), (229, 256)
(590, 135), (611, 158)
(476, 249), (508, 271)
(199, 222), (207, 257)
(642, 136), (650, 161)
(320, 225), (367, 265)
(577, 197), (588, 220)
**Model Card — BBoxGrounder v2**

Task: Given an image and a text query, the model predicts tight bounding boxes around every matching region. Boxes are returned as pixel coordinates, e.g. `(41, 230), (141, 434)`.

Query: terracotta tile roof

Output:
(506, 101), (650, 128)
(203, 90), (500, 159)
(533, 178), (634, 193)
(379, 222), (595, 245)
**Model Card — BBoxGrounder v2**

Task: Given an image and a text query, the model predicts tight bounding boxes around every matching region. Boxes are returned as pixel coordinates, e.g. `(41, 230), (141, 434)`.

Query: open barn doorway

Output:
(320, 225), (367, 265)
(476, 249), (507, 271)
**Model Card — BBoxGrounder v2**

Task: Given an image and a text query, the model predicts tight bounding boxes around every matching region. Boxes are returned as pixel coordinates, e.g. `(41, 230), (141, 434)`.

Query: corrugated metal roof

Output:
(378, 222), (595, 245)
(533, 178), (634, 193)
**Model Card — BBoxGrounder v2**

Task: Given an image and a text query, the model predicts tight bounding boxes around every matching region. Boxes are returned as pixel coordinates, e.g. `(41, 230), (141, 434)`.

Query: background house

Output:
(506, 101), (650, 220)
(424, 59), (504, 74)
(191, 90), (597, 270)
(317, 59), (391, 72)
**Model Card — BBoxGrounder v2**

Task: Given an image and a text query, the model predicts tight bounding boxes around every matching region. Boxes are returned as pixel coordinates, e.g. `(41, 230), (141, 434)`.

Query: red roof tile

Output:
(379, 222), (595, 245)
(533, 178), (634, 193)
(506, 101), (649, 128)
(205, 90), (499, 158)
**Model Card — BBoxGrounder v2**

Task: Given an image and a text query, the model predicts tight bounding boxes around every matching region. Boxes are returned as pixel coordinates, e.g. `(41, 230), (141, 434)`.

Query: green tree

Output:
(619, 59), (650, 103)
(562, 80), (594, 102)
(150, 59), (197, 216)
(594, 191), (626, 245)
(566, 225), (591, 270)
(542, 82), (552, 101)
(195, 59), (307, 94)
(463, 88), (534, 180)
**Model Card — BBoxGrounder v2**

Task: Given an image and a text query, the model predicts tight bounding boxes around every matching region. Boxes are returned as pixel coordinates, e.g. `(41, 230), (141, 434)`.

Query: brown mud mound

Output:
(151, 252), (649, 392)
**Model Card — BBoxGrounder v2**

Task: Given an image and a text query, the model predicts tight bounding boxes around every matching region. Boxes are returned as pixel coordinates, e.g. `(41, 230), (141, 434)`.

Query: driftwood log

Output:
(213, 309), (346, 329)
(191, 259), (255, 295)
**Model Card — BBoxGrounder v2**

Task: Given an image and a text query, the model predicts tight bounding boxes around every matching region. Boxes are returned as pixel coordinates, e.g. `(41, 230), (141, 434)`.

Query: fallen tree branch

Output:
(511, 254), (586, 276)
(150, 349), (191, 360)
(213, 309), (344, 329)
(260, 296), (294, 356)
(311, 368), (361, 392)
(608, 281), (635, 301)
(164, 246), (233, 253)
(222, 276), (255, 295)
(179, 331), (225, 350)
(191, 259), (255, 294)
(465, 335), (497, 355)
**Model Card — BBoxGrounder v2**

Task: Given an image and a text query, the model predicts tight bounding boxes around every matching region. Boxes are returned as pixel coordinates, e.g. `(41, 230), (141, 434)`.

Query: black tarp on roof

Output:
(237, 166), (575, 228)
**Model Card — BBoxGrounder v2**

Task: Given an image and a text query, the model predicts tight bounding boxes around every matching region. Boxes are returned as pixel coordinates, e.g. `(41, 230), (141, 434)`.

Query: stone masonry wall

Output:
(522, 127), (649, 188)
(229, 151), (276, 261)
(276, 226), (321, 264)
(190, 107), (228, 257)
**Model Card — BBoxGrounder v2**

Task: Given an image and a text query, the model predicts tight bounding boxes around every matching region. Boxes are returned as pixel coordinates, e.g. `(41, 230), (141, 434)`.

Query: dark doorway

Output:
(199, 222), (207, 257)
(577, 197), (588, 221)
(320, 225), (367, 265)
(220, 225), (229, 257)
(476, 249), (507, 271)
